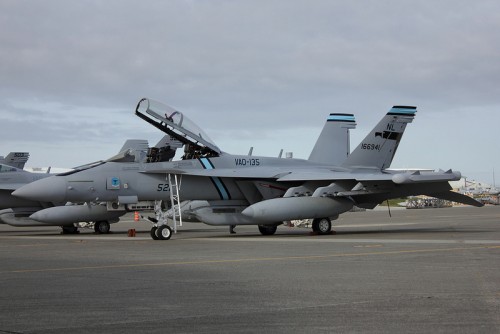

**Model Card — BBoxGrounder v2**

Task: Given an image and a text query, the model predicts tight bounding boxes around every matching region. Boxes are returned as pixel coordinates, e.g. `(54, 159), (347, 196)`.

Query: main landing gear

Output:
(257, 218), (334, 237)
(146, 200), (176, 241)
(258, 224), (279, 236)
(150, 225), (172, 240)
(94, 221), (111, 234)
(61, 221), (113, 235)
(61, 225), (79, 234)
(311, 217), (332, 235)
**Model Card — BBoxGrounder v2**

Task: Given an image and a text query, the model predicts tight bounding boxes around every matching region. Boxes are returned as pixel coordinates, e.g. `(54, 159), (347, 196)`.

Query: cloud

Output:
(0, 0), (499, 181)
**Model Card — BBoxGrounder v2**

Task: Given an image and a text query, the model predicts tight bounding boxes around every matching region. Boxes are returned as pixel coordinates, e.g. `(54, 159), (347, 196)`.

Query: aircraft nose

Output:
(12, 177), (67, 203)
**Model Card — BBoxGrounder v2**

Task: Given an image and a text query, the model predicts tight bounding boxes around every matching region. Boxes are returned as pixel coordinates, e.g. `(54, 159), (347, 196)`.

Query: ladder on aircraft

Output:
(168, 173), (183, 233)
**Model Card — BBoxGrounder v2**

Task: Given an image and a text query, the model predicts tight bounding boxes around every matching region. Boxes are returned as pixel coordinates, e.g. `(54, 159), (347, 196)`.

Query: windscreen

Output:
(0, 164), (20, 173)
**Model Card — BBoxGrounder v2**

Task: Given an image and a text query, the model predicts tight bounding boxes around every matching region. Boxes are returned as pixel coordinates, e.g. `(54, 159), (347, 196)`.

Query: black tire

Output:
(312, 218), (331, 235)
(156, 225), (172, 240)
(258, 224), (277, 236)
(94, 221), (111, 234)
(150, 226), (159, 240)
(61, 226), (79, 234)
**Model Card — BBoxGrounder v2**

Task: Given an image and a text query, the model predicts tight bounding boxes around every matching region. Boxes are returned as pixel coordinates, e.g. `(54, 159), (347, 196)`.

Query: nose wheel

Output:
(150, 225), (173, 240)
(146, 200), (177, 240)
(150, 226), (159, 240)
(156, 225), (172, 240)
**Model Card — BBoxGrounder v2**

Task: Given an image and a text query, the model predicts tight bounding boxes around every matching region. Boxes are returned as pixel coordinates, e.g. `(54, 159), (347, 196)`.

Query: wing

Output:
(140, 164), (359, 180)
(141, 166), (482, 207)
(143, 167), (460, 183)
(141, 166), (293, 179)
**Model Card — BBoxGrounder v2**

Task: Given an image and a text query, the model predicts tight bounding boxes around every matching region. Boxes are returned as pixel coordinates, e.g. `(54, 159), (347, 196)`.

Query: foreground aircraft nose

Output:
(12, 177), (67, 203)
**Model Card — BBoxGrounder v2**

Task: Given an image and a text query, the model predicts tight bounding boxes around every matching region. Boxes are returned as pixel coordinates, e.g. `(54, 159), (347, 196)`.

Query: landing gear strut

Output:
(312, 218), (332, 235)
(146, 200), (176, 240)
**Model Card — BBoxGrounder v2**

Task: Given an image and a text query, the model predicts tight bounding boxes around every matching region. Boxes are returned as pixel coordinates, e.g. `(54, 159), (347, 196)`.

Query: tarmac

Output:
(0, 205), (499, 333)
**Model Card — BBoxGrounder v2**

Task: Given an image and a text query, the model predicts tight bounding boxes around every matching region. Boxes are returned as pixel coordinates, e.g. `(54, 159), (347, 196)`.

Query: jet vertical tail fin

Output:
(107, 140), (150, 163)
(151, 135), (183, 162)
(308, 114), (356, 165)
(117, 140), (150, 154)
(0, 152), (30, 169)
(342, 106), (417, 170)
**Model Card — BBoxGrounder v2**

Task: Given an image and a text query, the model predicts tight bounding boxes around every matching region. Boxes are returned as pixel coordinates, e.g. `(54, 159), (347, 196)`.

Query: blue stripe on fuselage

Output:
(199, 157), (214, 169)
(199, 158), (230, 200)
(211, 177), (230, 200)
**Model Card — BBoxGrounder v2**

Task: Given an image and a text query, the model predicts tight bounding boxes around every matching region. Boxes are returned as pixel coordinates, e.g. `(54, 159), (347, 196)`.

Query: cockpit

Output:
(0, 164), (21, 173)
(136, 98), (221, 162)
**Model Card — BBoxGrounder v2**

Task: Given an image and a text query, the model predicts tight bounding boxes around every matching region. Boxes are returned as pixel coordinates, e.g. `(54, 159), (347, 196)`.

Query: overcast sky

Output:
(1, 1), (499, 184)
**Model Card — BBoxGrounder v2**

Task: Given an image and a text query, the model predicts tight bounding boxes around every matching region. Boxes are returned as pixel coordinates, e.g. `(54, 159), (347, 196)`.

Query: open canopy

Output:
(135, 98), (221, 156)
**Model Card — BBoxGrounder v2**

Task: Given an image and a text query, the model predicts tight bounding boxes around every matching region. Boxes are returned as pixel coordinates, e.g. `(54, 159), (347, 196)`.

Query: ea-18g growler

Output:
(14, 98), (482, 240)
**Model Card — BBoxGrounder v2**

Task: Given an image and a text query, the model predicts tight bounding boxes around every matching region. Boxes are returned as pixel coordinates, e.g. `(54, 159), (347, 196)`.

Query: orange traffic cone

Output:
(134, 211), (139, 221)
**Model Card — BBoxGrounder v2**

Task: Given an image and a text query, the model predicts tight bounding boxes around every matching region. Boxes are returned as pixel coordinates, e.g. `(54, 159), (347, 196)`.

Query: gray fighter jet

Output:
(13, 98), (483, 240)
(0, 152), (30, 169)
(0, 140), (152, 233)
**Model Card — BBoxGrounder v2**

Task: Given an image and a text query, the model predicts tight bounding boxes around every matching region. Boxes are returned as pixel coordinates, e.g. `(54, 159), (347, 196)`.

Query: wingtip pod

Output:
(429, 191), (485, 207)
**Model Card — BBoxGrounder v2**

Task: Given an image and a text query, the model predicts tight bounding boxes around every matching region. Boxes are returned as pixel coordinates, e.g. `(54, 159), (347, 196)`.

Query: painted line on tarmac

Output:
(2, 245), (499, 274)
(2, 234), (500, 245)
(335, 223), (417, 227)
(0, 243), (54, 248)
(193, 237), (500, 245)
(0, 235), (152, 241)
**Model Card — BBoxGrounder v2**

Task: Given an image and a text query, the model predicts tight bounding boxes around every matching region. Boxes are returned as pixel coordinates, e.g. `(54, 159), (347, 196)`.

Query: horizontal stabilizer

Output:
(428, 191), (484, 207)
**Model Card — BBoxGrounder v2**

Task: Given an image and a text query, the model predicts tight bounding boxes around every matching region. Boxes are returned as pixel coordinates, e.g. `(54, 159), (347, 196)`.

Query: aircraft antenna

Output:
(493, 168), (496, 188)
